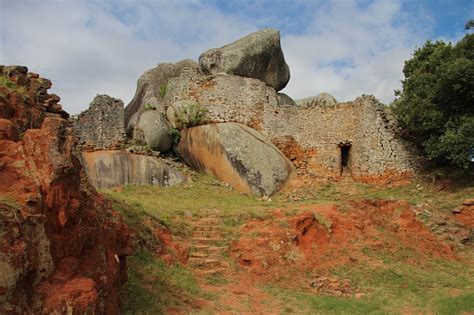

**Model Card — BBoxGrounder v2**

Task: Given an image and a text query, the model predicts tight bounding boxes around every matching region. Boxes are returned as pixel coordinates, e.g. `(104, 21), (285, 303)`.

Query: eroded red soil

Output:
(0, 66), (132, 313)
(231, 200), (455, 277)
(454, 199), (474, 228)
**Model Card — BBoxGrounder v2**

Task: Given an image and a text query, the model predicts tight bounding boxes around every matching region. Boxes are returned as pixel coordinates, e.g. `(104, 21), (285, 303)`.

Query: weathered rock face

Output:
(124, 59), (199, 131)
(175, 122), (295, 196)
(72, 94), (126, 150)
(81, 150), (186, 189)
(277, 93), (296, 106)
(199, 29), (290, 91)
(296, 92), (338, 107)
(134, 110), (172, 152)
(0, 66), (132, 314)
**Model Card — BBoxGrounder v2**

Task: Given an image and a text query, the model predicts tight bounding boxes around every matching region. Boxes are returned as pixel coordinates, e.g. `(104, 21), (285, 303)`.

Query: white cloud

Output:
(1, 0), (426, 114)
(281, 0), (423, 103)
(0, 0), (254, 114)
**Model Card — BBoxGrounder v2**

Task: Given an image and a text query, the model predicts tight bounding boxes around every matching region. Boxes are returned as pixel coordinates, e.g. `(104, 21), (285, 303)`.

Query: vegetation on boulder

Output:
(392, 29), (474, 168)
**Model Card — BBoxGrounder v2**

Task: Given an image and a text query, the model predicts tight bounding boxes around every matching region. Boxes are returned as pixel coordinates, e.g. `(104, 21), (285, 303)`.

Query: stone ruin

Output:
(72, 28), (419, 194)
(161, 67), (417, 182)
(71, 94), (126, 150)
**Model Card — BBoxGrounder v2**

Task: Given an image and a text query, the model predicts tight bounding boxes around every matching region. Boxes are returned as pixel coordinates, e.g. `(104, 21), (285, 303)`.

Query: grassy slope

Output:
(105, 174), (474, 314)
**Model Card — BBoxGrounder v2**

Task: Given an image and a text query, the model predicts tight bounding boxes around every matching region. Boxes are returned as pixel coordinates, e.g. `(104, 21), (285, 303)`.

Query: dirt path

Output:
(186, 216), (283, 314)
(167, 199), (473, 314)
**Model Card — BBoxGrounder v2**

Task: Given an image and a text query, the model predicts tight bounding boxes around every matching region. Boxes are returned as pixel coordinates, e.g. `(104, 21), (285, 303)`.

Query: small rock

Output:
(354, 293), (365, 299)
(453, 207), (463, 214)
(462, 199), (474, 206)
(433, 217), (447, 226)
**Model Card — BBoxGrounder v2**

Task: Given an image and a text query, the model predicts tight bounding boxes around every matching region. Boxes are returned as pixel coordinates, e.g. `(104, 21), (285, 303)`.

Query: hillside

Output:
(106, 173), (474, 314)
(1, 27), (473, 314)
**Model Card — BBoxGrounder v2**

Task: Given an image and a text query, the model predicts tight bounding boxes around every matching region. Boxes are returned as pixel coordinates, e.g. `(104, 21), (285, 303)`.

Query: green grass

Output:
(436, 293), (474, 314)
(313, 210), (333, 232)
(102, 174), (277, 237)
(0, 75), (27, 96)
(332, 256), (474, 314)
(104, 174), (474, 229)
(265, 285), (383, 314)
(265, 256), (474, 314)
(205, 273), (228, 286)
(159, 82), (167, 98)
(121, 250), (201, 314)
(103, 173), (474, 314)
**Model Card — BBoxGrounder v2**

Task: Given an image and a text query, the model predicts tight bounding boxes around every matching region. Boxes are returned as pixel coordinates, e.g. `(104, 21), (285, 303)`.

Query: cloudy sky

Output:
(1, 0), (472, 114)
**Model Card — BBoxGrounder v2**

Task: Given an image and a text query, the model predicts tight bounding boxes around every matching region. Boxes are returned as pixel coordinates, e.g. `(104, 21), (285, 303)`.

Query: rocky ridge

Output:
(74, 28), (418, 195)
(0, 66), (132, 313)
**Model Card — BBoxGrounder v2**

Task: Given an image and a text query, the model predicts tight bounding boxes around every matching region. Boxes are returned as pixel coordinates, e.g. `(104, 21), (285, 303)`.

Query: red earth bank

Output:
(0, 66), (132, 314)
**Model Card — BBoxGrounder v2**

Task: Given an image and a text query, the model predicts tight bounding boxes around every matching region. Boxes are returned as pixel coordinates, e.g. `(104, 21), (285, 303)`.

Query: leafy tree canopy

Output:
(392, 28), (474, 168)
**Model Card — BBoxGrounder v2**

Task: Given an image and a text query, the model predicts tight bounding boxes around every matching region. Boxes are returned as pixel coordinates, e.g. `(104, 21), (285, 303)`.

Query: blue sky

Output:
(1, 0), (472, 114)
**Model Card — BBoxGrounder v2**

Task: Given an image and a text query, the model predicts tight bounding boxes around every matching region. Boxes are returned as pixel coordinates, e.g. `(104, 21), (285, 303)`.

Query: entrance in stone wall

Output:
(338, 141), (352, 176)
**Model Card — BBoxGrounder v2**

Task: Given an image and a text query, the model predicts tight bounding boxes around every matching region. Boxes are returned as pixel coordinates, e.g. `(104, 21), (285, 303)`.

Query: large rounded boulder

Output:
(124, 59), (199, 131)
(81, 150), (186, 189)
(296, 92), (338, 107)
(175, 122), (295, 196)
(198, 29), (290, 91)
(134, 110), (172, 152)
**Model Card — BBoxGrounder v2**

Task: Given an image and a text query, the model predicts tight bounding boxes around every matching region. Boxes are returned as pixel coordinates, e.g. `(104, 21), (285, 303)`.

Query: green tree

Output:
(465, 19), (474, 30)
(392, 30), (474, 168)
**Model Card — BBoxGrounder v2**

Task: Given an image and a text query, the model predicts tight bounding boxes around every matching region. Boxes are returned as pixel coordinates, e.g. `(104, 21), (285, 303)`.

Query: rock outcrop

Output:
(71, 94), (126, 150)
(199, 29), (290, 91)
(0, 66), (132, 314)
(81, 150), (186, 189)
(134, 110), (172, 152)
(277, 93), (296, 106)
(175, 122), (294, 196)
(124, 59), (199, 131)
(296, 92), (338, 107)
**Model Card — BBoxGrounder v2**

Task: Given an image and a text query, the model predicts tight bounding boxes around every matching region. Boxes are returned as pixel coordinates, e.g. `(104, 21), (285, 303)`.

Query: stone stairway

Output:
(188, 217), (229, 275)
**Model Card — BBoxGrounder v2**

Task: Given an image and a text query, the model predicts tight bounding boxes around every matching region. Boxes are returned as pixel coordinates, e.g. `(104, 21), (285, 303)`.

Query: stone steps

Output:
(190, 251), (222, 259)
(193, 237), (226, 245)
(188, 216), (229, 275)
(194, 225), (217, 232)
(195, 267), (228, 276)
(192, 231), (221, 238)
(188, 258), (226, 269)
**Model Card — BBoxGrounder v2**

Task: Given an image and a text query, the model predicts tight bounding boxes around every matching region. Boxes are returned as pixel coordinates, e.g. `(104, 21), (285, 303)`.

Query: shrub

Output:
(144, 103), (156, 111)
(159, 82), (167, 98)
(173, 103), (208, 130)
(168, 127), (181, 144)
(391, 30), (474, 168)
(0, 75), (27, 96)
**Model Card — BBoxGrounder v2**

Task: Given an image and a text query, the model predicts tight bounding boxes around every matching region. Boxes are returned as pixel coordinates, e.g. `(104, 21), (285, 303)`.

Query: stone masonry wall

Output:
(261, 101), (364, 176)
(72, 95), (126, 150)
(164, 69), (418, 181)
(164, 68), (278, 130)
(351, 96), (415, 179)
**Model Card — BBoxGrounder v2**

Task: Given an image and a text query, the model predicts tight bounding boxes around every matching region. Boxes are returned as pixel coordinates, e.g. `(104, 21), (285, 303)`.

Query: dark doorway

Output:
(338, 141), (351, 176)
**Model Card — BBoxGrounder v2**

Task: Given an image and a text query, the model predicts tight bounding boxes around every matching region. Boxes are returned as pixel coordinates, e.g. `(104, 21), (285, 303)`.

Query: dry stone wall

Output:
(164, 69), (417, 180)
(164, 68), (278, 130)
(351, 96), (415, 178)
(72, 95), (126, 150)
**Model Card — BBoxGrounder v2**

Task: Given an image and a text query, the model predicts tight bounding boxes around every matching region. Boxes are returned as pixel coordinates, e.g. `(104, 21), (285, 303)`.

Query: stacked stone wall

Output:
(72, 95), (126, 150)
(164, 70), (418, 180)
(164, 68), (278, 130)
